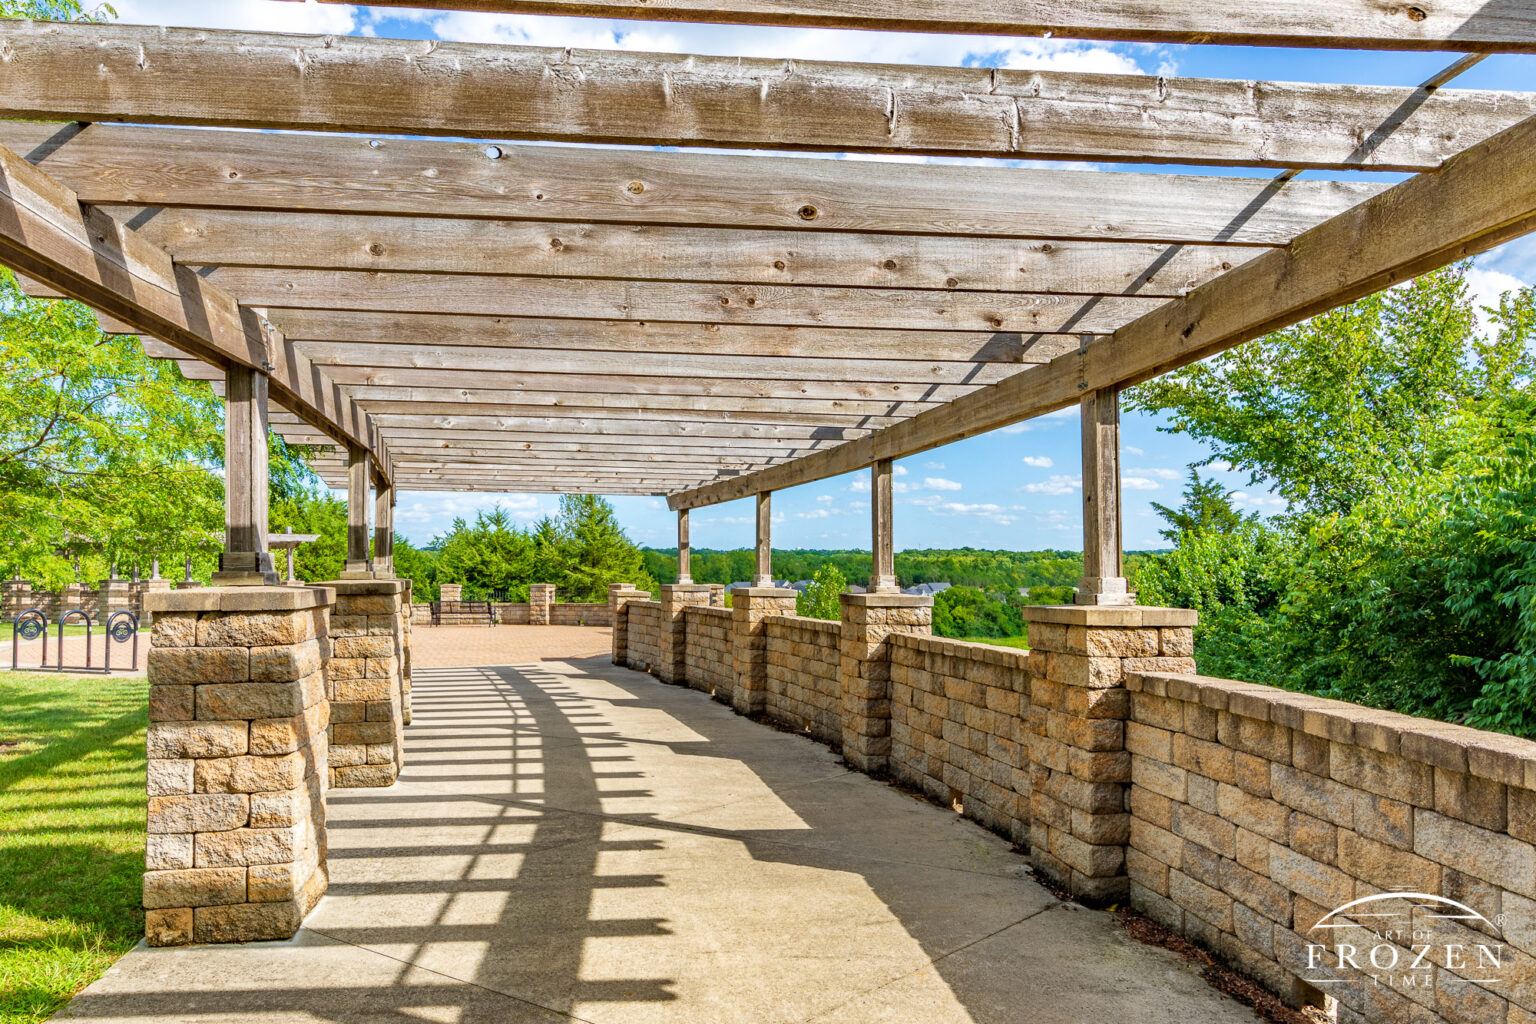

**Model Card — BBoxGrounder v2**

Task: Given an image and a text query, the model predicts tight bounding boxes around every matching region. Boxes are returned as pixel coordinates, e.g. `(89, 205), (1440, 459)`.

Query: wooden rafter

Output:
(287, 0), (1536, 52)
(0, 123), (1385, 245)
(5, 22), (1534, 167)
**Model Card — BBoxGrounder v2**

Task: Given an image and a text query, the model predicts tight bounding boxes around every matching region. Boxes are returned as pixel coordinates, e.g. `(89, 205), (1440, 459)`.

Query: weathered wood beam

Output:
(0, 140), (390, 484)
(1, 123), (1385, 245)
(204, 267), (1163, 334)
(213, 365), (279, 585)
(677, 509), (693, 585)
(669, 112), (1536, 510)
(289, 343), (1029, 386)
(344, 446), (371, 576)
(111, 209), (1264, 297)
(259, 312), (1080, 366)
(290, 0), (1536, 52)
(9, 22), (1530, 165)
(351, 402), (906, 429)
(367, 413), (870, 441)
(1077, 387), (1130, 606)
(340, 386), (946, 419)
(364, 447), (796, 467)
(754, 493), (773, 586)
(870, 459), (897, 593)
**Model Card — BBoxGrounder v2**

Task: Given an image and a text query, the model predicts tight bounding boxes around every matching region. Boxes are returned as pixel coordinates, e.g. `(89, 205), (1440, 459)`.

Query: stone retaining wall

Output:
(764, 615), (842, 745)
(551, 602), (612, 626)
(408, 598), (613, 626)
(683, 605), (733, 696)
(625, 600), (663, 675)
(890, 634), (1030, 843)
(1124, 669), (1536, 1024)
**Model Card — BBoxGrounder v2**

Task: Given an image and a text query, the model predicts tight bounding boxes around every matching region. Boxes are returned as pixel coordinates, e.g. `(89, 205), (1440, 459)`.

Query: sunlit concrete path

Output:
(54, 628), (1260, 1024)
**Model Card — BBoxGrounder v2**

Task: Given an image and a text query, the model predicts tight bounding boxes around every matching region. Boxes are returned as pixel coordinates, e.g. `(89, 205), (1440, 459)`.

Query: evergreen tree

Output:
(1150, 469), (1255, 545)
(797, 564), (846, 620)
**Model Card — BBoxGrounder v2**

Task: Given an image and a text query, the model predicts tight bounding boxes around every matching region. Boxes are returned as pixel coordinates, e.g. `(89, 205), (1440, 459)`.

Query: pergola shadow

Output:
(57, 652), (1258, 1024)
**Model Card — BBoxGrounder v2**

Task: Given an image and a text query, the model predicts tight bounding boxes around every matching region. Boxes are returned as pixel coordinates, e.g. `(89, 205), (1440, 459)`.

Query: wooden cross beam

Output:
(7, 21), (1533, 165)
(284, 0), (1536, 52)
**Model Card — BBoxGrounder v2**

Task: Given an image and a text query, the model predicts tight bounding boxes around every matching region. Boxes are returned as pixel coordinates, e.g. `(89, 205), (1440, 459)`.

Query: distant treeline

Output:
(642, 547), (1160, 591)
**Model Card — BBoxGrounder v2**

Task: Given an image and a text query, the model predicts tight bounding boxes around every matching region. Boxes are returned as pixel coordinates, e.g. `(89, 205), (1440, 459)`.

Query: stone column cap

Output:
(733, 587), (799, 598)
(145, 585), (336, 613)
(659, 583), (718, 593)
(313, 578), (410, 596)
(839, 592), (933, 608)
(1023, 604), (1197, 627)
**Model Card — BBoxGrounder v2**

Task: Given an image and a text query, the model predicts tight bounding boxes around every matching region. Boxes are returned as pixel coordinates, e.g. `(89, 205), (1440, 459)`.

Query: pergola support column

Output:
(676, 508), (693, 585)
(373, 481), (395, 579)
(753, 492), (773, 587)
(341, 446), (372, 580)
(1076, 386), (1133, 606)
(870, 459), (898, 593)
(211, 366), (279, 586)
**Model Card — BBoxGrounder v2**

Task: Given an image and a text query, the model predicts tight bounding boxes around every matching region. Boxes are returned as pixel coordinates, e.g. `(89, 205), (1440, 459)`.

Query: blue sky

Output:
(113, 2), (1536, 551)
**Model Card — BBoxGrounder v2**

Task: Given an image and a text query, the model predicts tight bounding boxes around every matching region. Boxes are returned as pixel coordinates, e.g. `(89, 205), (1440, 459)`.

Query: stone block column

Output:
(319, 578), (409, 788)
(2, 578), (32, 621)
(1022, 605), (1196, 903)
(839, 593), (933, 772)
(98, 576), (133, 621)
(609, 583), (643, 664)
(729, 587), (798, 715)
(529, 583), (555, 626)
(438, 583), (462, 603)
(141, 585), (333, 946)
(399, 578), (414, 726)
(139, 577), (173, 627)
(656, 584), (713, 685)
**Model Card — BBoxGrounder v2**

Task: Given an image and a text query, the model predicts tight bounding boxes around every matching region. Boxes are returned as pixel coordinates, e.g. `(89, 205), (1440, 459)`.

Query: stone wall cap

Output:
(312, 578), (409, 596)
(145, 585), (335, 613)
(839, 592), (934, 607)
(733, 587), (799, 598)
(1023, 604), (1198, 627)
(659, 584), (717, 593)
(763, 613), (841, 633)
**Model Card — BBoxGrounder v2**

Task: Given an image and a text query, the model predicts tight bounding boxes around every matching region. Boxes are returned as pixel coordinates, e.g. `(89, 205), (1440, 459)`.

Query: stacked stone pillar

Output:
(139, 577), (173, 627)
(2, 578), (32, 621)
(399, 578), (414, 726)
(656, 584), (713, 685)
(838, 593), (933, 772)
(1023, 605), (1197, 903)
(729, 587), (798, 715)
(438, 583), (462, 602)
(141, 586), (332, 946)
(98, 576), (133, 620)
(66, 581), (97, 621)
(320, 578), (409, 788)
(529, 583), (555, 625)
(609, 583), (645, 665)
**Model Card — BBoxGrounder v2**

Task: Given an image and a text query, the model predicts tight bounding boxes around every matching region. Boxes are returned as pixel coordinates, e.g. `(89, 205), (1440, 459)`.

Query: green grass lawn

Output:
(970, 635), (1030, 650)
(0, 672), (147, 1024)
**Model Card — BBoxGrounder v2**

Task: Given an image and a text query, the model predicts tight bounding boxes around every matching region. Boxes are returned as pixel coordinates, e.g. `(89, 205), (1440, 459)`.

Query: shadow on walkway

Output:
(54, 655), (1258, 1024)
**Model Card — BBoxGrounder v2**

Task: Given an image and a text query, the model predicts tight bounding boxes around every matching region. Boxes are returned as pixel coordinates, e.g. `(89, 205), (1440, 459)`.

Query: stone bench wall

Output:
(625, 600), (663, 675)
(1125, 669), (1536, 1024)
(551, 603), (612, 626)
(764, 615), (842, 746)
(890, 634), (1030, 843)
(141, 586), (332, 946)
(683, 605), (733, 696)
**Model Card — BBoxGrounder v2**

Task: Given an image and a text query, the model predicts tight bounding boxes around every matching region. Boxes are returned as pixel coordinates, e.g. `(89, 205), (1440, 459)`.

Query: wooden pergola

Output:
(2, 4), (1534, 595)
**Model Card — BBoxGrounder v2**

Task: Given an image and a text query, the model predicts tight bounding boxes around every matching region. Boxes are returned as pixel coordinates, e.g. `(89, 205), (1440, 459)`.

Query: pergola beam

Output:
(0, 142), (391, 484)
(292, 0), (1536, 52)
(113, 209), (1264, 297)
(202, 267), (1166, 335)
(7, 22), (1533, 166)
(669, 111), (1536, 510)
(0, 123), (1386, 245)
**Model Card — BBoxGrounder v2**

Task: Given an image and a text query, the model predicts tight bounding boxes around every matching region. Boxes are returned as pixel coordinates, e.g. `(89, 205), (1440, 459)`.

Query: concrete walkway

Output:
(54, 634), (1261, 1023)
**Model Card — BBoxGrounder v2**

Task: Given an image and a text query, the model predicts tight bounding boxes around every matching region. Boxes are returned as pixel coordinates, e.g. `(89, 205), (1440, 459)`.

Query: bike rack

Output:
(11, 608), (47, 670)
(57, 609), (94, 672)
(104, 611), (139, 674)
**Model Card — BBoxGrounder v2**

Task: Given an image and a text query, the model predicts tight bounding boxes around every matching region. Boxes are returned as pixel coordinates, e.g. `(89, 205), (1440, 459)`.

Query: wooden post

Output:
(870, 459), (898, 593)
(1076, 386), (1133, 606)
(373, 480), (395, 578)
(676, 508), (692, 584)
(211, 365), (278, 585)
(342, 445), (372, 578)
(753, 491), (773, 586)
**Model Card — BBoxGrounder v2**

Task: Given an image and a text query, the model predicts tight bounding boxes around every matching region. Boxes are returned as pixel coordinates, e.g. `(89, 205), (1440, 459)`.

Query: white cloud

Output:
(1022, 456), (1054, 468)
(1122, 476), (1162, 491)
(815, 494), (834, 503)
(1232, 491), (1287, 511)
(922, 477), (963, 491)
(1130, 467), (1182, 481)
(893, 465), (909, 476)
(113, 0), (358, 32)
(910, 495), (1019, 525)
(924, 461), (946, 470)
(849, 476), (907, 494)
(1125, 445), (1145, 456)
(1466, 266), (1528, 331)
(1023, 475), (1081, 495)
